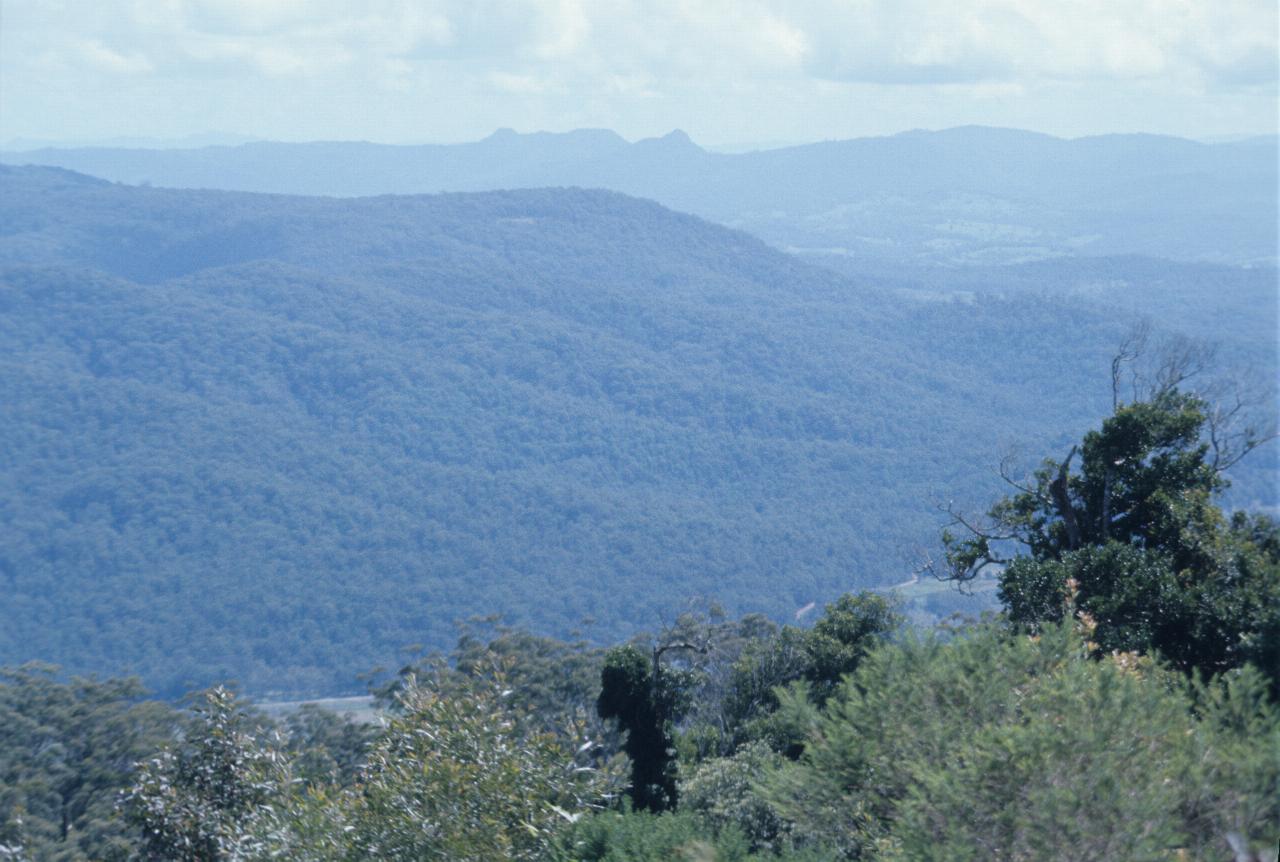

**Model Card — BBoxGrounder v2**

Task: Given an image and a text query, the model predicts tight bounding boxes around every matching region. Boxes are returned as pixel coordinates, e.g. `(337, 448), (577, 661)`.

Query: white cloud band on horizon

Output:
(1, 0), (1275, 144)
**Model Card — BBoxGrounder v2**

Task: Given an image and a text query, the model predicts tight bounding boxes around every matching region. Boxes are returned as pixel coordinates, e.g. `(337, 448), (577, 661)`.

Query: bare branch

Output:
(1111, 320), (1150, 409)
(1210, 399), (1278, 472)
(1149, 333), (1218, 399)
(1107, 325), (1273, 473)
(996, 449), (1039, 496)
(937, 499), (1018, 543)
(915, 545), (1006, 592)
(910, 544), (946, 582)
(1195, 371), (1279, 473)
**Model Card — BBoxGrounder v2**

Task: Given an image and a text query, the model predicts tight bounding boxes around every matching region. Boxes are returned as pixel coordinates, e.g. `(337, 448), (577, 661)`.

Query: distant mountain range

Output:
(4, 127), (1275, 267)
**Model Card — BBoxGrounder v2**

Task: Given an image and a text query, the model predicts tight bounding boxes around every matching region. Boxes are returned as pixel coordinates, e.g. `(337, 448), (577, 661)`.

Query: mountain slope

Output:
(0, 166), (1268, 696)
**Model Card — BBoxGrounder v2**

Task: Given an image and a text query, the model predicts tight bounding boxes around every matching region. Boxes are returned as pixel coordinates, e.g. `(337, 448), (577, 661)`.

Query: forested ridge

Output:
(1, 164), (1275, 697)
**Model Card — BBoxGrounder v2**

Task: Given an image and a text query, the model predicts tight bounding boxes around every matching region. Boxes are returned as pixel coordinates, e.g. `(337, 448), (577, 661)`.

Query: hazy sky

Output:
(2, 0), (1276, 147)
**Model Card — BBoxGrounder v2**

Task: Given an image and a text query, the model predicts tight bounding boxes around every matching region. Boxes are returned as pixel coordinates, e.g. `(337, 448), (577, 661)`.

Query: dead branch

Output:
(938, 499), (1018, 543)
(1112, 320), (1150, 409)
(1150, 333), (1217, 398)
(1048, 446), (1081, 550)
(997, 449), (1039, 496)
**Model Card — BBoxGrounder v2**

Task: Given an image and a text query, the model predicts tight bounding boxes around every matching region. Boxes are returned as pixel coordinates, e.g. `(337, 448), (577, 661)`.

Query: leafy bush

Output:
(680, 742), (799, 854)
(121, 687), (289, 862)
(767, 623), (1279, 860)
(343, 676), (619, 860)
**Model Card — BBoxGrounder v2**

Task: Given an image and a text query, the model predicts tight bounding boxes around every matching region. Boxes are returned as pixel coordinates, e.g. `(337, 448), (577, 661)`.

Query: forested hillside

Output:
(0, 165), (1272, 696)
(5, 127), (1275, 266)
(816, 255), (1279, 490)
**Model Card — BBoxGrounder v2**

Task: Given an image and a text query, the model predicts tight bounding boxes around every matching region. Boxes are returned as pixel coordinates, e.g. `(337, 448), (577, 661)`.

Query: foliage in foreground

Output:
(766, 622), (1280, 861)
(122, 687), (287, 861)
(120, 677), (621, 862)
(333, 676), (619, 861)
(5, 610), (1277, 861)
(0, 666), (177, 862)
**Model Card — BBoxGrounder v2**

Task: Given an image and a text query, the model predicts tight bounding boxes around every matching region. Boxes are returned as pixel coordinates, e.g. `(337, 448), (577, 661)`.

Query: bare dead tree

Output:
(1112, 320), (1227, 407)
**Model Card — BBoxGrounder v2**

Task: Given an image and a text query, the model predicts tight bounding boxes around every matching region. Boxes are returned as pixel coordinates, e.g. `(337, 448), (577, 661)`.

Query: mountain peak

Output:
(635, 129), (700, 151)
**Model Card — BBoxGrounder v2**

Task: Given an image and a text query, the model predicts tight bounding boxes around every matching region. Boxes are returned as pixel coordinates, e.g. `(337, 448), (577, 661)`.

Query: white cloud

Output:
(489, 71), (552, 94)
(0, 0), (1274, 143)
(182, 0), (316, 35)
(783, 0), (1262, 85)
(73, 38), (155, 74)
(530, 0), (591, 60)
(10, 0), (1275, 87)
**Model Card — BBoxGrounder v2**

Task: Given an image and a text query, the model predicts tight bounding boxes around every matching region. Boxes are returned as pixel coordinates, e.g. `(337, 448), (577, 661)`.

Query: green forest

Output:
(1, 166), (1274, 697)
(3, 383), (1278, 860)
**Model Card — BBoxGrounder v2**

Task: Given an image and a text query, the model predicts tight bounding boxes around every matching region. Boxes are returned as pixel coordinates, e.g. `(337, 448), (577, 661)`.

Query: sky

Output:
(2, 0), (1277, 148)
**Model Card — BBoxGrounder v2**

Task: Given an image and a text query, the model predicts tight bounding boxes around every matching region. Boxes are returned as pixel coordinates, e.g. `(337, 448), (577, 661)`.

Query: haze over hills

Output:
(817, 254), (1279, 368)
(9, 164), (1272, 697)
(4, 126), (1275, 268)
(0, 131), (264, 151)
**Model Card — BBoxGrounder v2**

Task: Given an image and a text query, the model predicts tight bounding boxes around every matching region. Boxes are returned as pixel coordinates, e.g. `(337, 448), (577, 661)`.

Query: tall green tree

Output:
(597, 645), (696, 812)
(937, 378), (1278, 687)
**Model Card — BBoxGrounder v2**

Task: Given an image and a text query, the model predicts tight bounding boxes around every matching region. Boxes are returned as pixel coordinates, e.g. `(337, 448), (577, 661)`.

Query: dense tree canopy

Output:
(1, 167), (1273, 696)
(5, 581), (1276, 861)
